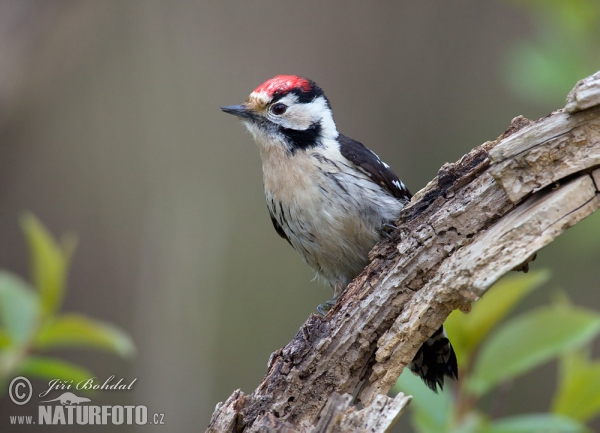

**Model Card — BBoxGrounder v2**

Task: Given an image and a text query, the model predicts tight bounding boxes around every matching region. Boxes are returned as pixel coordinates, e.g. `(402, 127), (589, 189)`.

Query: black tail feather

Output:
(408, 326), (458, 392)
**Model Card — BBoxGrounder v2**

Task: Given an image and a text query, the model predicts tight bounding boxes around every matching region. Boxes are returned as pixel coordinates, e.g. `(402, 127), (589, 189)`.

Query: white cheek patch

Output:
(269, 94), (313, 130)
(301, 97), (337, 139)
(280, 106), (314, 130)
(274, 96), (337, 139)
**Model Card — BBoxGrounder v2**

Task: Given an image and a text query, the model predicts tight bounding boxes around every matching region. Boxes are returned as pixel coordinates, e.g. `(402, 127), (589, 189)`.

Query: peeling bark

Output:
(208, 71), (600, 433)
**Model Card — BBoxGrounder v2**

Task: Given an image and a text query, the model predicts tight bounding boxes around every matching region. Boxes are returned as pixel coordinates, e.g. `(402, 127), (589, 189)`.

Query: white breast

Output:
(261, 138), (404, 290)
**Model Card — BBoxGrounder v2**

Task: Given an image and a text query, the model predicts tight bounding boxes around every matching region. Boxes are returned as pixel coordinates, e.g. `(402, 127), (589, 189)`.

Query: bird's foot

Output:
(316, 298), (337, 316)
(383, 222), (397, 231)
(381, 222), (397, 240)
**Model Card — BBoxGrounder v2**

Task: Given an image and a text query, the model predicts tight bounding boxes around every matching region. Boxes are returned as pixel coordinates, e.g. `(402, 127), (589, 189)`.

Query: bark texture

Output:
(208, 71), (600, 433)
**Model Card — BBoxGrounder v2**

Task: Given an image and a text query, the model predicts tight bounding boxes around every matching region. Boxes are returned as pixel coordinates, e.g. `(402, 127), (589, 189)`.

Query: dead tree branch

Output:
(208, 71), (600, 433)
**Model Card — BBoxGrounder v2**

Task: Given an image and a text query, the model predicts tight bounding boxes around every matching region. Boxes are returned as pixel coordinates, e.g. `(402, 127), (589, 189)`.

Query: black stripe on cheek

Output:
(281, 121), (322, 153)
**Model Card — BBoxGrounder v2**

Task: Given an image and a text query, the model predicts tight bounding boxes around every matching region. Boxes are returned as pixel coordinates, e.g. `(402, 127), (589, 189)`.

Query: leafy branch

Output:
(0, 214), (134, 389)
(396, 270), (600, 432)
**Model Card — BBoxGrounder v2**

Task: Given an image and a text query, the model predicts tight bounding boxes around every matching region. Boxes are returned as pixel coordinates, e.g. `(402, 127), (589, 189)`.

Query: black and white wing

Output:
(337, 134), (412, 202)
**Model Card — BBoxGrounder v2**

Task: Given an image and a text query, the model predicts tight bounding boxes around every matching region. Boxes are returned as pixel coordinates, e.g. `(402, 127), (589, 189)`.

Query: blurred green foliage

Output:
(394, 271), (600, 433)
(505, 0), (600, 106)
(553, 349), (600, 422)
(0, 214), (134, 389)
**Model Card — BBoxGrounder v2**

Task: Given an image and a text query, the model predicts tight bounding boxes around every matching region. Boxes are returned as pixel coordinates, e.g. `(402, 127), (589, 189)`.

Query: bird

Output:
(221, 75), (458, 392)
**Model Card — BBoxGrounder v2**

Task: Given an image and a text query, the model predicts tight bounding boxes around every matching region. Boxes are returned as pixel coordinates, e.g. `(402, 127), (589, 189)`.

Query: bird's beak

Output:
(220, 104), (257, 120)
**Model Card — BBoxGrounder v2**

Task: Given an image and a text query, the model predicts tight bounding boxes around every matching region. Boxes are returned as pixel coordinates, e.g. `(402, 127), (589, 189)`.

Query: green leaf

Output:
(468, 304), (600, 396)
(0, 271), (40, 344)
(394, 369), (452, 433)
(483, 414), (588, 433)
(20, 213), (74, 316)
(20, 356), (93, 385)
(0, 330), (12, 349)
(445, 270), (549, 365)
(35, 313), (135, 358)
(553, 350), (600, 422)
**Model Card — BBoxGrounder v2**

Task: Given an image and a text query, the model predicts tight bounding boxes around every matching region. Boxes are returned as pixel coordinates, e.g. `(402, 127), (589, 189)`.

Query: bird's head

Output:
(221, 75), (337, 153)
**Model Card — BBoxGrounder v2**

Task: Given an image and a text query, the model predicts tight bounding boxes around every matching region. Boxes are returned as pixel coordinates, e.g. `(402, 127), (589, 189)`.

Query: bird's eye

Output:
(271, 103), (288, 115)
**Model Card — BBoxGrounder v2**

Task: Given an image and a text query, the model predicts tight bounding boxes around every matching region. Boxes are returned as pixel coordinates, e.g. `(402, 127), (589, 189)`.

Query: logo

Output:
(40, 392), (91, 405)
(9, 376), (32, 405)
(6, 375), (165, 427)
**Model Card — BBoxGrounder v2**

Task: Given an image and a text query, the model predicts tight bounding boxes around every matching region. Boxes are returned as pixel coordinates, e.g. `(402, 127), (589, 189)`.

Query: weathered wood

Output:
(592, 168), (600, 190)
(488, 107), (600, 202)
(339, 393), (411, 433)
(207, 71), (600, 433)
(363, 174), (599, 403)
(566, 71), (600, 113)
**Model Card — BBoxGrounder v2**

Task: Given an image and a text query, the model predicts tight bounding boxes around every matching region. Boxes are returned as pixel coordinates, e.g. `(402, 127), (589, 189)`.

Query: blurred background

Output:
(0, 1), (598, 431)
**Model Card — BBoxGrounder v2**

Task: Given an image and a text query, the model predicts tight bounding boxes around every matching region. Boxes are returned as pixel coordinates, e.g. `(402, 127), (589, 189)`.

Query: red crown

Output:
(253, 75), (311, 96)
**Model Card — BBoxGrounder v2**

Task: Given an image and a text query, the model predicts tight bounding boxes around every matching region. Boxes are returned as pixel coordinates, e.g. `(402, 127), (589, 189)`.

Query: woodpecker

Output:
(221, 75), (458, 392)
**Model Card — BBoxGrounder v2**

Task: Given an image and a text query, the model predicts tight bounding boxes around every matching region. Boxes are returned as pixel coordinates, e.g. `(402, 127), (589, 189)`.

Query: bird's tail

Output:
(408, 326), (458, 392)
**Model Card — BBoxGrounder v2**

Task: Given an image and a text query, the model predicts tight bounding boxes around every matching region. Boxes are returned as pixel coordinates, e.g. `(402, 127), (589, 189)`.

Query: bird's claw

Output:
(317, 303), (329, 316)
(316, 298), (338, 316)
